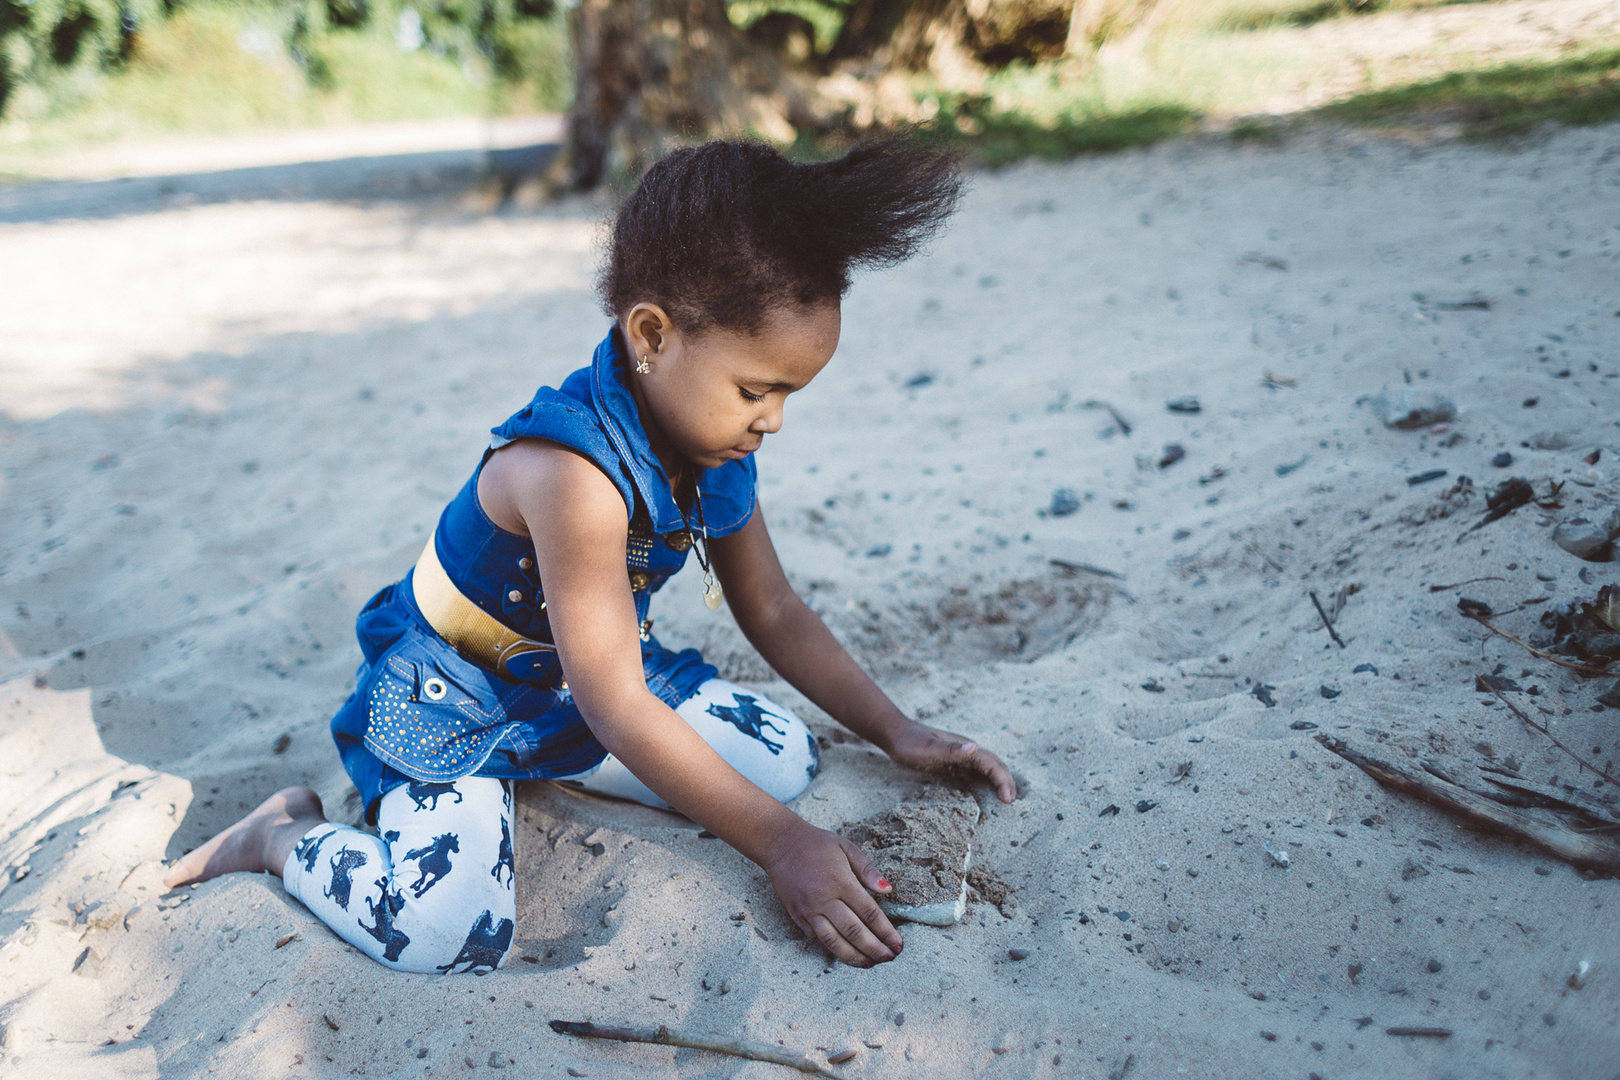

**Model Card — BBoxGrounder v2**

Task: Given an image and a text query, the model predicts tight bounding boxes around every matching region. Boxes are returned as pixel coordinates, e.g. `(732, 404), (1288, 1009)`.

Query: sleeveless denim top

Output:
(330, 327), (757, 818)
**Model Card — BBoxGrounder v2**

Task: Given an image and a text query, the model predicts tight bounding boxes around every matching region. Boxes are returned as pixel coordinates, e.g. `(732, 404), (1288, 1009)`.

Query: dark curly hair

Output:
(600, 137), (965, 334)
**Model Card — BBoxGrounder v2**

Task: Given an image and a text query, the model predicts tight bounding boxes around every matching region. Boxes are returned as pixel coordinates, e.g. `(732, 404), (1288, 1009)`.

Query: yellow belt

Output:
(411, 539), (556, 676)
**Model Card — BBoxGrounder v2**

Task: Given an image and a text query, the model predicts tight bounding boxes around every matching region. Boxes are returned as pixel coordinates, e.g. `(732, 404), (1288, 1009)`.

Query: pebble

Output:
(1135, 800), (1158, 813)
(1353, 663), (1379, 675)
(487, 1051), (508, 1068)
(1372, 388), (1455, 429)
(1259, 1030), (1277, 1041)
(1491, 451), (1514, 468)
(1552, 517), (1613, 560)
(1263, 844), (1290, 868)
(1598, 680), (1620, 708)
(1319, 685), (1341, 699)
(1407, 469), (1448, 485)
(1167, 919), (1182, 932)
(1155, 860), (1171, 871)
(1427, 959), (1443, 973)
(1167, 397), (1201, 414)
(827, 1049), (858, 1064)
(719, 978), (733, 995)
(1008, 948), (1031, 961)
(1159, 444), (1186, 469)
(1048, 489), (1080, 517)
(1289, 720), (1318, 730)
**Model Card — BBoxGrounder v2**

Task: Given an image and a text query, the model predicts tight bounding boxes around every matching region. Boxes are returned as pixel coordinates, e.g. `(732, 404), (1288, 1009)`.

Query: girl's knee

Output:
(676, 678), (820, 803)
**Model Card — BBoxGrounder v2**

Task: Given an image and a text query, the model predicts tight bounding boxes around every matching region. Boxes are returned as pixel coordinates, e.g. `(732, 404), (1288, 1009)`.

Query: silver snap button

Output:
(518, 556), (533, 570)
(422, 677), (448, 701)
(507, 589), (523, 602)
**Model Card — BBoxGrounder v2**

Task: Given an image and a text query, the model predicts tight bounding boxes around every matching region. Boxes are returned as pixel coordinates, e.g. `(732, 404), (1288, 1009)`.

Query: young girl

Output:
(165, 138), (1016, 974)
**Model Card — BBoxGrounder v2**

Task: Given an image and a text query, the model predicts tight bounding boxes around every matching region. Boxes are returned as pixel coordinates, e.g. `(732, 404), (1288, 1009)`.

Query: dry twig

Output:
(1493, 692), (1620, 791)
(1309, 591), (1346, 648)
(1428, 576), (1505, 593)
(1316, 735), (1620, 875)
(1460, 612), (1612, 678)
(549, 1021), (845, 1078)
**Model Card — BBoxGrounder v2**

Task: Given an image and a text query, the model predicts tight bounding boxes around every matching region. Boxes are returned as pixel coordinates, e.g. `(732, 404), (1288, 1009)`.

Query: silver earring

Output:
(635, 354), (651, 375)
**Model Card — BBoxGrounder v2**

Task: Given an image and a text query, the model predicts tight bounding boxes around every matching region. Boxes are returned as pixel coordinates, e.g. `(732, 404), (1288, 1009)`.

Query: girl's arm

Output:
(481, 440), (905, 967)
(710, 507), (1017, 803)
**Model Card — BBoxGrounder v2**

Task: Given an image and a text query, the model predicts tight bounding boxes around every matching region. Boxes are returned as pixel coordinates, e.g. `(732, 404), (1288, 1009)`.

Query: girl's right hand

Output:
(760, 818), (904, 967)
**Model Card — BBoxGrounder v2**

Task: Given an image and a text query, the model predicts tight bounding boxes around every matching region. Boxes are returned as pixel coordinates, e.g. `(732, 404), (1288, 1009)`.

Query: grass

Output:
(1317, 47), (1620, 137)
(0, 0), (568, 162)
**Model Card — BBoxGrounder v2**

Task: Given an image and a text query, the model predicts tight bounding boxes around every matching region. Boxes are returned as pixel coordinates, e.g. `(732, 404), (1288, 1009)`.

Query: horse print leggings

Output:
(282, 678), (820, 973)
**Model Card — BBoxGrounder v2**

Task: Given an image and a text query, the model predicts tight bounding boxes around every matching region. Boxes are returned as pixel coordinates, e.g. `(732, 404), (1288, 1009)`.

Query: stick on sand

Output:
(1315, 734), (1620, 875)
(549, 1020), (846, 1078)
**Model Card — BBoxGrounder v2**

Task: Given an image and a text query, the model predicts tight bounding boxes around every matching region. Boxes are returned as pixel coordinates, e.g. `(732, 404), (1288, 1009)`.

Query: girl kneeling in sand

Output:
(165, 139), (1017, 974)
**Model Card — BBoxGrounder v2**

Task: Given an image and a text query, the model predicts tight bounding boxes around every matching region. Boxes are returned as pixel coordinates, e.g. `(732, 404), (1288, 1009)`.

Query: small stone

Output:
(272, 733), (291, 754)
(1478, 989), (1492, 1000)
(465, 1057), (478, 1069)
(1569, 960), (1590, 989)
(323, 1013), (340, 1032)
(487, 1050), (507, 1068)
(1353, 663), (1379, 675)
(567, 1069), (586, 1078)
(275, 932), (299, 949)
(1008, 948), (1031, 961)
(1263, 843), (1290, 868)
(1372, 388), (1455, 429)
(894, 1012), (905, 1027)
(1427, 959), (1443, 973)
(1048, 489), (1081, 518)
(1167, 397), (1201, 414)
(1289, 720), (1318, 730)
(1135, 800), (1158, 813)
(1492, 451), (1514, 468)
(418, 1049), (431, 1059)
(827, 1049), (858, 1064)
(719, 978), (733, 995)
(1259, 1030), (1277, 1041)
(991, 1032), (1011, 1054)
(72, 947), (102, 978)
(1597, 681), (1620, 709)
(1319, 685), (1342, 699)
(1167, 919), (1182, 933)
(1552, 517), (1613, 560)
(1155, 860), (1171, 871)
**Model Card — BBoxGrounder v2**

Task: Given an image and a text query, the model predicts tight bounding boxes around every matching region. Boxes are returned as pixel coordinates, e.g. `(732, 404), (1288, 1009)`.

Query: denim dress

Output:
(330, 327), (758, 822)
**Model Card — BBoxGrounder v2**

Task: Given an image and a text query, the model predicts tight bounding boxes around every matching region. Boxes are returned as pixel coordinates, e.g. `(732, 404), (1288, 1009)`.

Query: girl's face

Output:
(622, 300), (841, 473)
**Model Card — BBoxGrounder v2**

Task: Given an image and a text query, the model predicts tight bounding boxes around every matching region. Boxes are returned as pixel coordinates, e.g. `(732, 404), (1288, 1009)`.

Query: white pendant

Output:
(703, 573), (723, 610)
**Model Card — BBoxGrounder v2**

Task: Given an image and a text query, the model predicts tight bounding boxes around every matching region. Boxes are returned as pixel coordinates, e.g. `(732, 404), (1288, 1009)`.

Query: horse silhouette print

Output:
(323, 847), (369, 910)
(360, 878), (411, 962)
(292, 830), (327, 874)
(436, 910), (514, 975)
(402, 833), (459, 898)
(706, 693), (788, 755)
(406, 780), (463, 812)
(491, 818), (514, 887)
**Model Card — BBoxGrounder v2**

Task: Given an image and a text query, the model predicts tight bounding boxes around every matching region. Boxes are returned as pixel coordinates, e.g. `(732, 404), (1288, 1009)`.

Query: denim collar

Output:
(589, 327), (754, 536)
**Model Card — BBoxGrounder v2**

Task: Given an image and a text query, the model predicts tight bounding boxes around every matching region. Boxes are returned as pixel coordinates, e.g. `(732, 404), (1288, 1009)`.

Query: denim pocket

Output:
(362, 627), (518, 782)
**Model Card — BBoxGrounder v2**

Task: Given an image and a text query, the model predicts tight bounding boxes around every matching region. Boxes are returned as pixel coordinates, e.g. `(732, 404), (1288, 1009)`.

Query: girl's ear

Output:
(624, 302), (676, 360)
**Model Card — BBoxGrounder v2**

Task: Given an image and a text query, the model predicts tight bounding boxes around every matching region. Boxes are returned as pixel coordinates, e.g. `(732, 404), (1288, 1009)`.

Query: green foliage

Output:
(1, 0), (568, 137)
(917, 92), (1198, 164)
(1317, 47), (1620, 138)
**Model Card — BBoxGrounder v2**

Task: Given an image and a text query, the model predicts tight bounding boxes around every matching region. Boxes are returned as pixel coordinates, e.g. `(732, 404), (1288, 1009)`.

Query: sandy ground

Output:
(2, 119), (1619, 1079)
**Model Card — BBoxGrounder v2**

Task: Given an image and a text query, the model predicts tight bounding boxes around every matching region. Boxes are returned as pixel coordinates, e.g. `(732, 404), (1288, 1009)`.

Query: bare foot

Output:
(164, 787), (326, 888)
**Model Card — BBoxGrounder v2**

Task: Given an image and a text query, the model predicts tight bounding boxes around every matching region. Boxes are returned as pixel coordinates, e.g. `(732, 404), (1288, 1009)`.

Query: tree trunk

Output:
(563, 0), (827, 190)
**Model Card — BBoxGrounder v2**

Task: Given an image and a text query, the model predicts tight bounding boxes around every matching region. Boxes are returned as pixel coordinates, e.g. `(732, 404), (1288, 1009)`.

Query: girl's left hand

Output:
(885, 722), (1018, 804)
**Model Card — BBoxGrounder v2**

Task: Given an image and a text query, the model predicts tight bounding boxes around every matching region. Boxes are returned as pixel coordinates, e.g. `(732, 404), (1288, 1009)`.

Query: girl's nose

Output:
(754, 404), (783, 434)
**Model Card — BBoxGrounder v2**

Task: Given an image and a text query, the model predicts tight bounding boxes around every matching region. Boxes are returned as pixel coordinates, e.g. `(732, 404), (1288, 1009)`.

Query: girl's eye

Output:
(739, 387), (764, 403)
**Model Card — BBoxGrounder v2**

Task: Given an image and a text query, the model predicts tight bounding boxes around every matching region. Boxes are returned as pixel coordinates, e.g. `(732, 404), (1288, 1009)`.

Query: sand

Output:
(2, 119), (1619, 1079)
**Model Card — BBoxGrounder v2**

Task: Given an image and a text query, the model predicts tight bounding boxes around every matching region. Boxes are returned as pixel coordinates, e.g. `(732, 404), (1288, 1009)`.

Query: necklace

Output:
(689, 486), (723, 610)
